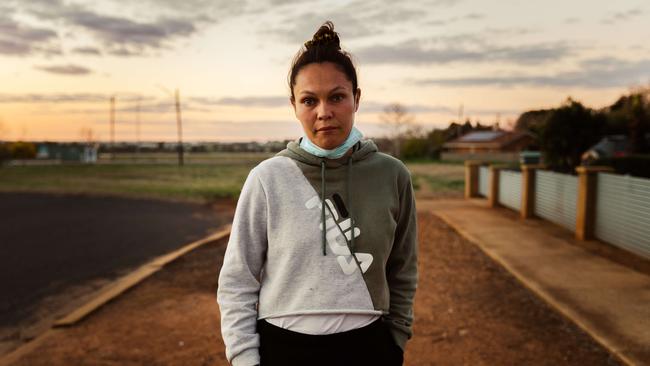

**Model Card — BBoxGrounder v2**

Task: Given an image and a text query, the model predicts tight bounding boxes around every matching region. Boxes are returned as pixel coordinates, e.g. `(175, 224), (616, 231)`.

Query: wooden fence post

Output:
(488, 165), (502, 208)
(464, 160), (482, 199)
(520, 164), (545, 219)
(575, 166), (614, 240)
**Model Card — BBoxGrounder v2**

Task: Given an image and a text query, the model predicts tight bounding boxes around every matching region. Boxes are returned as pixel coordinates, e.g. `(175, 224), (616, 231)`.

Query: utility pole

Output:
(175, 89), (184, 166)
(110, 96), (115, 160)
(136, 97), (141, 158)
(155, 84), (184, 166)
(457, 103), (464, 139)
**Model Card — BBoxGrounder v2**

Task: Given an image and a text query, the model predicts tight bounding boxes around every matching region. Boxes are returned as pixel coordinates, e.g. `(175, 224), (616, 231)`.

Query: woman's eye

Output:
(303, 98), (315, 106)
(331, 94), (344, 102)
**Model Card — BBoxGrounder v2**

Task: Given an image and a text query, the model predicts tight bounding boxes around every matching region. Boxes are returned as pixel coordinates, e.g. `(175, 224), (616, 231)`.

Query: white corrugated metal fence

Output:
(534, 171), (578, 231)
(498, 170), (521, 211)
(478, 166), (489, 197)
(594, 173), (650, 258)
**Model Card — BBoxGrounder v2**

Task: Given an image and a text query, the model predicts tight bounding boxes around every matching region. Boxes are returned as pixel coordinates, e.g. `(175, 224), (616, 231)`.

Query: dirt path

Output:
(3, 211), (620, 365)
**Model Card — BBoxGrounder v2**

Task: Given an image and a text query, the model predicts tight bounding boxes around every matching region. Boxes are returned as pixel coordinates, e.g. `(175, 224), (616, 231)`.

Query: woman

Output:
(217, 21), (418, 366)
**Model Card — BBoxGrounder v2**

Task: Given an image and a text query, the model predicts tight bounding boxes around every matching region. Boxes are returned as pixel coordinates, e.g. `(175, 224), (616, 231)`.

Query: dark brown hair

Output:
(288, 21), (358, 101)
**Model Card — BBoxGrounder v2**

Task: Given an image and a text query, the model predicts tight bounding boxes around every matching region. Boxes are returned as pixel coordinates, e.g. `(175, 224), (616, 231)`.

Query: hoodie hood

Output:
(276, 137), (378, 168)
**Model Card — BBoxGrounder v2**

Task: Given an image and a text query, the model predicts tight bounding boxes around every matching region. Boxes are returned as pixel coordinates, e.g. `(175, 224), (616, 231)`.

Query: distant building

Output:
(36, 142), (98, 163)
(442, 130), (537, 162)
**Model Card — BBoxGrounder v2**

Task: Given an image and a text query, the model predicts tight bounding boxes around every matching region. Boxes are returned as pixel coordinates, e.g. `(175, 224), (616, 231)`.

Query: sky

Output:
(0, 0), (648, 142)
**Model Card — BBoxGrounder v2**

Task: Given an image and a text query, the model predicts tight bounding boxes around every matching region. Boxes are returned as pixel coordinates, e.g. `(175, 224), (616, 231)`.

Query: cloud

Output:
(15, 0), (216, 57)
(117, 101), (211, 114)
(0, 93), (153, 103)
(356, 38), (570, 65)
(0, 14), (59, 56)
(35, 64), (92, 75)
(111, 0), (245, 18)
(464, 12), (484, 20)
(358, 101), (455, 114)
(426, 12), (485, 26)
(258, 12), (377, 45)
(63, 10), (199, 55)
(602, 8), (644, 24)
(71, 46), (101, 55)
(427, 0), (463, 6)
(413, 57), (650, 88)
(0, 39), (31, 55)
(189, 96), (290, 108)
(255, 0), (455, 44)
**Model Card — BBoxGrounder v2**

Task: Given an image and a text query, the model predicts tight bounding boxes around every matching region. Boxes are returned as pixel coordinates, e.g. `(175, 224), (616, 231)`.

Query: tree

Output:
(628, 92), (649, 153)
(380, 103), (416, 158)
(540, 98), (605, 172)
(608, 87), (650, 154)
(515, 109), (552, 145)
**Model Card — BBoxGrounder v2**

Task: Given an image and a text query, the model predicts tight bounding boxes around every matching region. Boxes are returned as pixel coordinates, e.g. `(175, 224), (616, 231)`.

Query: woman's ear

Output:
(354, 88), (361, 112)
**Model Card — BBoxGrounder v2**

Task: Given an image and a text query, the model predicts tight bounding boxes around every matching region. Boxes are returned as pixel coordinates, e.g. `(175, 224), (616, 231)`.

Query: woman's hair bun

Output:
(289, 20), (357, 100)
(304, 21), (340, 50)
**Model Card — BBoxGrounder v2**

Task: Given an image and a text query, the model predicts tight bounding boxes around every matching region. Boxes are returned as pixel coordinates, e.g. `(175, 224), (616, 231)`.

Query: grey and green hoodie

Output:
(217, 138), (418, 366)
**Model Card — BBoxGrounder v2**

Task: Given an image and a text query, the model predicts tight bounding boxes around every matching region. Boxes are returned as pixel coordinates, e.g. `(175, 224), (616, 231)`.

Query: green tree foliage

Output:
(605, 89), (650, 153)
(515, 109), (552, 139)
(540, 98), (605, 172)
(380, 103), (416, 158)
(401, 137), (430, 160)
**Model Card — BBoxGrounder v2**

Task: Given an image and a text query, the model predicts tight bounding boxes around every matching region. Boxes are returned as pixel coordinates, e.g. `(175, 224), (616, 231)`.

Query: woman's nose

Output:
(317, 102), (333, 120)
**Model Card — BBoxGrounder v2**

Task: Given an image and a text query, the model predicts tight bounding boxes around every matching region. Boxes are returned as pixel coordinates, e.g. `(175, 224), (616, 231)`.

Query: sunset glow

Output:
(1, 0), (648, 142)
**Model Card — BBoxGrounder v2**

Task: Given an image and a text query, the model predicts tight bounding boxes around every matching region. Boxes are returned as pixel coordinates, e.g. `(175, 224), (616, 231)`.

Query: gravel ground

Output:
(3, 210), (621, 366)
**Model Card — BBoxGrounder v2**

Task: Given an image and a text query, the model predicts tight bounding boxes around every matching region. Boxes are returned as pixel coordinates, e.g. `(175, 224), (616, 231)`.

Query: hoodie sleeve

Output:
(384, 169), (418, 351)
(217, 167), (267, 366)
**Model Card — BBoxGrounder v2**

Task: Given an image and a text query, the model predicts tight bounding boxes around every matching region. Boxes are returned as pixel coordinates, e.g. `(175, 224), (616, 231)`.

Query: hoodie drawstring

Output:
(347, 155), (354, 253)
(321, 160), (327, 256)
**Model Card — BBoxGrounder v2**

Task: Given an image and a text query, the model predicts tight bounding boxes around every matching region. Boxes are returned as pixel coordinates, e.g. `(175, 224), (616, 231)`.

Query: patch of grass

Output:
(0, 157), (469, 202)
(420, 175), (465, 191)
(0, 163), (258, 203)
(405, 161), (465, 197)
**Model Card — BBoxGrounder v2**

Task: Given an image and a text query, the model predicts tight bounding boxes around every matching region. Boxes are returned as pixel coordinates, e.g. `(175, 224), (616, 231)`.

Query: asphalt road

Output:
(0, 192), (230, 328)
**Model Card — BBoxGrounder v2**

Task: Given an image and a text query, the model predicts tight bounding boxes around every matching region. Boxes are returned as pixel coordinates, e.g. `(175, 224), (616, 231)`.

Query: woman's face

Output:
(291, 62), (360, 150)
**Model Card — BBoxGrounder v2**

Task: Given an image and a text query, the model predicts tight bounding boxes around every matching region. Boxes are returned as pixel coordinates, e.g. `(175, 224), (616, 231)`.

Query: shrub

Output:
(0, 143), (10, 163)
(10, 141), (37, 159)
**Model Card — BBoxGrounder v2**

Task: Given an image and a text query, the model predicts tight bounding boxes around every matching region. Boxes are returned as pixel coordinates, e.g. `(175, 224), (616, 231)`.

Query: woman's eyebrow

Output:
(299, 86), (347, 96)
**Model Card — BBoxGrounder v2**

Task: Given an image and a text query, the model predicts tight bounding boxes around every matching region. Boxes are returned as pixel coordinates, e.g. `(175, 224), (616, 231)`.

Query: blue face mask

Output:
(300, 126), (363, 159)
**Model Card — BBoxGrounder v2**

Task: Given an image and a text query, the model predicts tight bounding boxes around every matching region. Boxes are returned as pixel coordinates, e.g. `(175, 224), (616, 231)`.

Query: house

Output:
(442, 130), (537, 162)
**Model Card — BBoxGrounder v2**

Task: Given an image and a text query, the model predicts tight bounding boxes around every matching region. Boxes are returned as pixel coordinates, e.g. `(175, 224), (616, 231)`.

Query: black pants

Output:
(257, 317), (404, 366)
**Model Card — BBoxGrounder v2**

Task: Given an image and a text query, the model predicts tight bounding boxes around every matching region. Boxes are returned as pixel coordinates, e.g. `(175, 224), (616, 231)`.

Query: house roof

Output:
(457, 131), (504, 142)
(444, 130), (534, 149)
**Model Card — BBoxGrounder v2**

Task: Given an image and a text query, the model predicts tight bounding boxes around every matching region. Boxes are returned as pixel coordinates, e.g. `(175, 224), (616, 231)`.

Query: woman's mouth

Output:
(316, 126), (338, 132)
